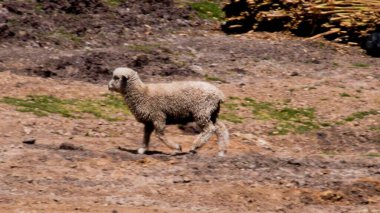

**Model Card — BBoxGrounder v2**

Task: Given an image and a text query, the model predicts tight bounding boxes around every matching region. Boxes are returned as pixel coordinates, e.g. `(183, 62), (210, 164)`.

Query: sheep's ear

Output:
(120, 75), (127, 91)
(121, 75), (127, 80)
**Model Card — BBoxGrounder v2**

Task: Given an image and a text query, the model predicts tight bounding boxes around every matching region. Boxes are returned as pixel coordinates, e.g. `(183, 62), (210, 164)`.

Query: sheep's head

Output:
(108, 67), (139, 94)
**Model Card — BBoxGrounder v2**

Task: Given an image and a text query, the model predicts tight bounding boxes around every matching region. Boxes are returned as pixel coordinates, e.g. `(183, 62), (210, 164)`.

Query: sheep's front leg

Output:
(154, 121), (182, 154)
(190, 121), (216, 153)
(138, 123), (154, 154)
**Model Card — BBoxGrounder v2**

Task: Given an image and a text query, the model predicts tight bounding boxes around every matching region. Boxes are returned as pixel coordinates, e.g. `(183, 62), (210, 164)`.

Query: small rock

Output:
(23, 127), (33, 135)
(23, 139), (36, 144)
(172, 176), (183, 183)
(290, 71), (299, 76)
(285, 183), (293, 188)
(189, 65), (204, 75)
(367, 149), (379, 155)
(58, 142), (83, 151)
(172, 176), (191, 184)
(257, 138), (271, 149)
(320, 190), (343, 201)
(183, 176), (191, 183)
(64, 132), (72, 136)
(18, 30), (27, 36)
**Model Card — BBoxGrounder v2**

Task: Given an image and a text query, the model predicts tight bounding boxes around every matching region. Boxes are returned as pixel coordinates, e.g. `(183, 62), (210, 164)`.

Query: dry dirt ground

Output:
(0, 1), (380, 213)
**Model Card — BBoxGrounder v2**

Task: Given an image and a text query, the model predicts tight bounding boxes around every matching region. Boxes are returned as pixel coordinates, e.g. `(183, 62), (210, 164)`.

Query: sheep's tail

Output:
(219, 91), (226, 103)
(211, 100), (222, 124)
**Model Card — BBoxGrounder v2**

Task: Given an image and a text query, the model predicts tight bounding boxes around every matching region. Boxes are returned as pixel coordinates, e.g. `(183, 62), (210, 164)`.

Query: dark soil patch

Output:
(16, 48), (199, 83)
(0, 0), (199, 48)
(316, 126), (380, 153)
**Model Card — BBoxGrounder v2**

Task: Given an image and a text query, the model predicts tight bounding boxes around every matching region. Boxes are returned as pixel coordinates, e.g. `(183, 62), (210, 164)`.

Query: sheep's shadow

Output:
(117, 146), (189, 156)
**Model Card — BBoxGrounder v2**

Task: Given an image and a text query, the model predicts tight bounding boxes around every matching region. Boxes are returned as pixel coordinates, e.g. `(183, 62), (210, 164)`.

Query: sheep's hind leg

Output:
(154, 121), (182, 154)
(138, 123), (154, 154)
(190, 121), (216, 154)
(215, 120), (229, 157)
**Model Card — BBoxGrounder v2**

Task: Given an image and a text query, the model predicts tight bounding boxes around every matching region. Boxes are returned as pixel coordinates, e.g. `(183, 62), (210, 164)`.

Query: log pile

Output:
(222, 0), (380, 46)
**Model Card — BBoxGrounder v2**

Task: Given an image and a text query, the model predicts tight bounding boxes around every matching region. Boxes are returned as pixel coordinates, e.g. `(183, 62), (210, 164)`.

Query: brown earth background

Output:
(0, 0), (379, 212)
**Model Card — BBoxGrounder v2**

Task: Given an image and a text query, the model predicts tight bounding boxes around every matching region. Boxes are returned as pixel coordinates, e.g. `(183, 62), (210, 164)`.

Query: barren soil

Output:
(0, 1), (379, 212)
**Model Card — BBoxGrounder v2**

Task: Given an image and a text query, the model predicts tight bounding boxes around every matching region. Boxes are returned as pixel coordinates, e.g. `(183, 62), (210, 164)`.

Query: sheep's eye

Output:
(113, 76), (119, 80)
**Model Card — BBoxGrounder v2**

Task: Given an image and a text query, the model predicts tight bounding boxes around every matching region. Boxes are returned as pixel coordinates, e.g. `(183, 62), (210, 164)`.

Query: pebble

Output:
(58, 142), (83, 151)
(367, 149), (379, 155)
(183, 176), (191, 183)
(172, 176), (192, 183)
(23, 138), (36, 144)
(23, 127), (33, 135)
(189, 65), (204, 75)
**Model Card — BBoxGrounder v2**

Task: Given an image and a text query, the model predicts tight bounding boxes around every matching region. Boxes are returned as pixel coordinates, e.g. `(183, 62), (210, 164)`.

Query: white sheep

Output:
(108, 67), (229, 156)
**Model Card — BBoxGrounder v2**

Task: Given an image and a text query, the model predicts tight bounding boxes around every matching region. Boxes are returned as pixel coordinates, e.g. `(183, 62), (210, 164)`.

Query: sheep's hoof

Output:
(137, 148), (147, 154)
(218, 151), (226, 157)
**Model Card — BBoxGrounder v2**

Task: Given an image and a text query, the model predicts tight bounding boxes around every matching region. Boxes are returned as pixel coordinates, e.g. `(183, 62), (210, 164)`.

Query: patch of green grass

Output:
(369, 126), (380, 132)
(228, 96), (240, 100)
(191, 1), (224, 20)
(344, 110), (379, 122)
(102, 0), (124, 7)
(270, 108), (319, 135)
(221, 97), (243, 123)
(272, 107), (316, 121)
(205, 75), (226, 83)
(366, 153), (380, 158)
(222, 97), (321, 135)
(128, 43), (161, 54)
(320, 122), (331, 127)
(35, 2), (44, 12)
(221, 95), (379, 136)
(241, 98), (320, 135)
(223, 102), (239, 111)
(352, 63), (369, 68)
(2, 96), (74, 117)
(219, 113), (243, 124)
(0, 94), (130, 121)
(48, 28), (82, 44)
(339, 92), (351, 97)
(241, 98), (273, 119)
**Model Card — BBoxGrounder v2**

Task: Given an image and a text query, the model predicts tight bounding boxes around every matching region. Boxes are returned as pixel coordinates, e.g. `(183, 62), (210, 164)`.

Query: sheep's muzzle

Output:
(108, 81), (117, 92)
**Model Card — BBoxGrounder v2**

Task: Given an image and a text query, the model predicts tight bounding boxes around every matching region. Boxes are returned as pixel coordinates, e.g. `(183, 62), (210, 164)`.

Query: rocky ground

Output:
(0, 0), (379, 212)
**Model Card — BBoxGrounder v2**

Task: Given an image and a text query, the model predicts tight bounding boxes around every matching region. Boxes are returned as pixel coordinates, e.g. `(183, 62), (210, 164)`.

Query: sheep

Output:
(108, 67), (229, 156)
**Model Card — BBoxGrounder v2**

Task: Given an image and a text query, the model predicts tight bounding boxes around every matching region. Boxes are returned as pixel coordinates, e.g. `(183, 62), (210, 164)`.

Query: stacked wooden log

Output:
(222, 0), (380, 46)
